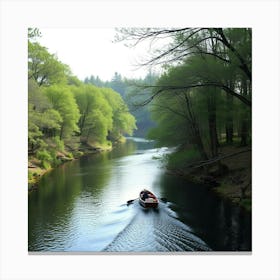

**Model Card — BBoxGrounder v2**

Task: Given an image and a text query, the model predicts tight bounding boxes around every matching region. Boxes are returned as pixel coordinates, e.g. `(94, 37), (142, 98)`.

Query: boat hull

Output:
(139, 190), (158, 208)
(139, 200), (158, 208)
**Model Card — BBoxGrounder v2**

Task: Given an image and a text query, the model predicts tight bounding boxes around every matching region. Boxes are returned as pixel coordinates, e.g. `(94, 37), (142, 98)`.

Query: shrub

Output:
(67, 152), (73, 159)
(41, 160), (51, 169)
(36, 149), (52, 161)
(36, 149), (52, 169)
(28, 171), (33, 181)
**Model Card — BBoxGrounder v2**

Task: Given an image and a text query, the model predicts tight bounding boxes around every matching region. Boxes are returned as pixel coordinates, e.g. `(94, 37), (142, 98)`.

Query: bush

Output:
(28, 171), (33, 181)
(41, 160), (51, 169)
(67, 152), (73, 159)
(36, 149), (52, 161)
(36, 149), (52, 169)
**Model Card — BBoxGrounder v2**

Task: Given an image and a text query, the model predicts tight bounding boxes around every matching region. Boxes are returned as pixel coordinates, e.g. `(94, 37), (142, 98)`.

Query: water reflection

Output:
(159, 175), (251, 251)
(28, 138), (251, 252)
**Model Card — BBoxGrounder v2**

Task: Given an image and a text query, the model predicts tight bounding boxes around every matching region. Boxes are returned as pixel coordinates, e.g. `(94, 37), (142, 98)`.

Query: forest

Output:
(28, 29), (137, 184)
(28, 28), (252, 209)
(115, 28), (252, 208)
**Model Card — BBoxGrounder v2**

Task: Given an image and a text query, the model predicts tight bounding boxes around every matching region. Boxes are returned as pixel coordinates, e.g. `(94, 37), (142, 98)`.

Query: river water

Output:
(28, 137), (251, 252)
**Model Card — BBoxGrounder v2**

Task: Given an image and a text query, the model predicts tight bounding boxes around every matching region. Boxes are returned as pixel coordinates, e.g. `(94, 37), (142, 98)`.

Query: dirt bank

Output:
(168, 146), (252, 211)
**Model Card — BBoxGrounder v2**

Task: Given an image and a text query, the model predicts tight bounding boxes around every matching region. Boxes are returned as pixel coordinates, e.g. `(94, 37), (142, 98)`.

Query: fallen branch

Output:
(187, 148), (251, 169)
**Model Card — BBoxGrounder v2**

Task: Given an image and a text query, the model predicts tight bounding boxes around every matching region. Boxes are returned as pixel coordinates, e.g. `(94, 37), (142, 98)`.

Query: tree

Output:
(110, 72), (126, 96)
(101, 87), (136, 141)
(43, 85), (80, 140)
(148, 68), (208, 160)
(124, 72), (158, 137)
(116, 28), (252, 107)
(28, 80), (63, 153)
(145, 35), (252, 165)
(72, 84), (113, 144)
(28, 28), (41, 41)
(28, 41), (70, 86)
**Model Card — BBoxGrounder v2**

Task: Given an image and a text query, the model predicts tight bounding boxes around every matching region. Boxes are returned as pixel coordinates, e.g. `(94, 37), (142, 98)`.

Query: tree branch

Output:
(134, 83), (251, 107)
(214, 28), (252, 81)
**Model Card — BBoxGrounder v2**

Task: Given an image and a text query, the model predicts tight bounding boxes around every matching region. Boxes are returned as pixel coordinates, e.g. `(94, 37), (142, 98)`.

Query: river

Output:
(28, 137), (251, 252)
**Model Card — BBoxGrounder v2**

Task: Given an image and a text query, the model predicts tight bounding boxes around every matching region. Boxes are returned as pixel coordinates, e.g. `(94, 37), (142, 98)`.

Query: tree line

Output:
(84, 71), (158, 137)
(117, 28), (251, 170)
(28, 28), (136, 169)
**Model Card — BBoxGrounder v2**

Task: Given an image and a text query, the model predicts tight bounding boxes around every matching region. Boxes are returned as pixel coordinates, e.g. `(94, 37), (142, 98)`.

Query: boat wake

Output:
(73, 200), (211, 252)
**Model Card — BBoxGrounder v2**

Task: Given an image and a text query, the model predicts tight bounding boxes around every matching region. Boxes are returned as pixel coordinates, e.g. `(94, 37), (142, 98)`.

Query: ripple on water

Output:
(78, 201), (212, 252)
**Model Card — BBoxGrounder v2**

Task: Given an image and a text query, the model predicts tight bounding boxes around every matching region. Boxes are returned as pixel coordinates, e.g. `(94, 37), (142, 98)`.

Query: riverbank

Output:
(167, 145), (252, 211)
(28, 141), (114, 192)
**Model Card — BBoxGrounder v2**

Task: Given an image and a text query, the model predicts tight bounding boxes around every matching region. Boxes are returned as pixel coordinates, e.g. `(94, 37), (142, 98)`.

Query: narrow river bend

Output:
(28, 137), (251, 252)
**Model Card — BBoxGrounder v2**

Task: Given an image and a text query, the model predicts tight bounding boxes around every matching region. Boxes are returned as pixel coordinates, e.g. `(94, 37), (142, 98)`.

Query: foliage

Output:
(118, 28), (252, 166)
(53, 136), (65, 151)
(71, 84), (113, 144)
(101, 87), (136, 141)
(36, 149), (52, 169)
(84, 72), (159, 137)
(28, 41), (70, 86)
(43, 85), (80, 140)
(28, 30), (137, 173)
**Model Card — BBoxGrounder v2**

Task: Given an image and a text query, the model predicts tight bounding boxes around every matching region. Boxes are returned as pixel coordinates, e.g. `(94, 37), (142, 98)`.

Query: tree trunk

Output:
(183, 92), (208, 160)
(240, 120), (248, 146)
(207, 90), (219, 157)
(225, 87), (234, 144)
(240, 78), (249, 146)
(193, 127), (209, 160)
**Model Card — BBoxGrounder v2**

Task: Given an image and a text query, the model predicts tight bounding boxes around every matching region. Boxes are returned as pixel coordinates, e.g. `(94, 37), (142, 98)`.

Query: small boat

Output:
(139, 189), (159, 208)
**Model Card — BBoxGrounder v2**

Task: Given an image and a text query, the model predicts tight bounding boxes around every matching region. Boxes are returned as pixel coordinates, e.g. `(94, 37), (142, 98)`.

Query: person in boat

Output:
(141, 190), (150, 201)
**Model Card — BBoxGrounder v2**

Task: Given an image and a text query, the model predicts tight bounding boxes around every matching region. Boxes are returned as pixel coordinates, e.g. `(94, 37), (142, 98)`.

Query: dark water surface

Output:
(28, 138), (251, 252)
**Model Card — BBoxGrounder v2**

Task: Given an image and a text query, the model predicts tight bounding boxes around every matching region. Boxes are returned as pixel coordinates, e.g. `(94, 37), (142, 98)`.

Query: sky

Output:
(38, 28), (157, 82)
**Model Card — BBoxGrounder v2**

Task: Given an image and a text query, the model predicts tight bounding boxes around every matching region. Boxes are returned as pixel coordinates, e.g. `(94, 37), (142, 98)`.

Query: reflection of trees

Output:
(28, 162), (84, 250)
(109, 139), (138, 158)
(222, 205), (251, 251)
(159, 174), (251, 251)
(28, 139), (138, 250)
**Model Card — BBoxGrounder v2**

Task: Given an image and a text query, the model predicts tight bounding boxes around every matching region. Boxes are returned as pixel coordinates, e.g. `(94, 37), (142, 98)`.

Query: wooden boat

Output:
(139, 189), (158, 208)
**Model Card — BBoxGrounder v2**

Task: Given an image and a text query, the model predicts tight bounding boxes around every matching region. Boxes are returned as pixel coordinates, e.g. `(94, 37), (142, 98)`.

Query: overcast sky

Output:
(38, 28), (156, 82)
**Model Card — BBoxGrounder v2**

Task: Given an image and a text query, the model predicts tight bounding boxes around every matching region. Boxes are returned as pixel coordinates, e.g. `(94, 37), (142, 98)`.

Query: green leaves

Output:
(43, 85), (80, 139)
(72, 84), (112, 144)
(101, 87), (136, 141)
(146, 28), (251, 159)
(28, 29), (136, 166)
(28, 41), (69, 86)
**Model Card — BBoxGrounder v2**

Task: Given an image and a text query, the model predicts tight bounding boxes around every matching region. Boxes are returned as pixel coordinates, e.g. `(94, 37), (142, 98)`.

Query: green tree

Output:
(28, 41), (70, 86)
(147, 37), (251, 163)
(116, 28), (252, 107)
(148, 69), (208, 160)
(43, 85), (80, 140)
(101, 88), (136, 141)
(72, 84), (113, 144)
(28, 80), (62, 153)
